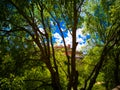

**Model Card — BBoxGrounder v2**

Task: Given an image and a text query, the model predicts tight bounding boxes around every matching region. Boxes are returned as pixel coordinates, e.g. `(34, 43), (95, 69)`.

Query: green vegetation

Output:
(0, 0), (120, 90)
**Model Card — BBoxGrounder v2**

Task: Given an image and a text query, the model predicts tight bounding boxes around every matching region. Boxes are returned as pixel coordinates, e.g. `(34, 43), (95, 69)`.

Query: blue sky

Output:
(48, 21), (91, 51)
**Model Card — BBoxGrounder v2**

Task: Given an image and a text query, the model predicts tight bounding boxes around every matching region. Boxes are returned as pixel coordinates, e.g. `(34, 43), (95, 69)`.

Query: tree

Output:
(1, 0), (119, 89)
(0, 0), (85, 90)
(83, 0), (120, 89)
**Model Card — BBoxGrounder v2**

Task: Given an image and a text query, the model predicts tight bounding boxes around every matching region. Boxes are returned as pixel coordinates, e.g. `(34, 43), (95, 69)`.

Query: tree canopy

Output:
(0, 0), (120, 90)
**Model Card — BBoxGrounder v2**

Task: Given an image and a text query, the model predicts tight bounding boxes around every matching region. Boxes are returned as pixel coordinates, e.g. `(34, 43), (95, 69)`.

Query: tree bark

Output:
(114, 52), (120, 86)
(67, 1), (79, 90)
(51, 72), (62, 90)
(46, 60), (62, 90)
(87, 40), (117, 90)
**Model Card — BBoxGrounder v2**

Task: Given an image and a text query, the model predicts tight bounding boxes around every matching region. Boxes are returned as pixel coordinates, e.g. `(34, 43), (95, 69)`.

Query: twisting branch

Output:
(8, 0), (45, 37)
(42, 2), (71, 77)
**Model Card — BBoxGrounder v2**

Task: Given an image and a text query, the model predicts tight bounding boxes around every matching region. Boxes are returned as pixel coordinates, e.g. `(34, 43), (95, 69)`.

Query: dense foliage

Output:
(0, 0), (120, 90)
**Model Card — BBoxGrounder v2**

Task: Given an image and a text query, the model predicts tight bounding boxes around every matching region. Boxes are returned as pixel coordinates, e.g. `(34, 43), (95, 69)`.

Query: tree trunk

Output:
(87, 47), (107, 90)
(87, 36), (117, 90)
(51, 72), (62, 90)
(67, 0), (79, 90)
(45, 60), (62, 90)
(114, 52), (120, 86)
